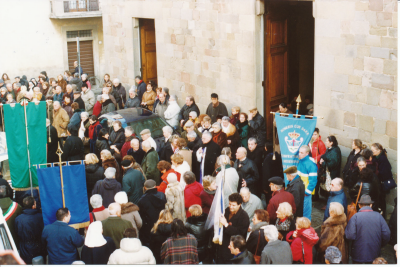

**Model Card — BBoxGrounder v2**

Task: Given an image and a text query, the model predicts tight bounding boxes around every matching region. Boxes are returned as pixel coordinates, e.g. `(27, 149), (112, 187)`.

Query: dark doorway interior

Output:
(139, 19), (158, 85)
(264, 1), (315, 140)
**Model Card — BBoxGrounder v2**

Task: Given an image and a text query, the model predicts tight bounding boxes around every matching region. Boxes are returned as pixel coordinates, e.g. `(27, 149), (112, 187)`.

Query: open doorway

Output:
(264, 1), (315, 140)
(139, 19), (158, 85)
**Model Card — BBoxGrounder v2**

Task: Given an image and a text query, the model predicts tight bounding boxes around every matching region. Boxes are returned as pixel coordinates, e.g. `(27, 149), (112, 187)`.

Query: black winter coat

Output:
(343, 150), (362, 184)
(150, 223), (172, 264)
(219, 207), (250, 263)
(234, 158), (259, 194)
(0, 176), (13, 199)
(137, 81), (147, 102)
(178, 103), (200, 126)
(320, 146), (342, 179)
(375, 152), (393, 184)
(73, 96), (85, 110)
(47, 125), (59, 163)
(159, 141), (174, 163)
(350, 171), (381, 212)
(248, 113), (266, 146)
(69, 77), (82, 91)
(91, 178), (122, 208)
(95, 136), (111, 159)
(125, 96), (140, 108)
(137, 188), (167, 246)
(262, 152), (283, 195)
(246, 224), (268, 257)
(199, 140), (221, 178)
(81, 236), (116, 265)
(127, 148), (145, 165)
(109, 127), (125, 151)
(230, 250), (256, 264)
(112, 84), (126, 108)
(286, 176), (305, 219)
(61, 136), (84, 161)
(85, 164), (105, 209)
(185, 214), (208, 262)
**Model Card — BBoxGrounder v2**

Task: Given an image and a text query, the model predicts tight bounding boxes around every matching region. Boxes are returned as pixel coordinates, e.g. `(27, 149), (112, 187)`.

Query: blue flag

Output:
(275, 113), (317, 186)
(37, 163), (90, 228)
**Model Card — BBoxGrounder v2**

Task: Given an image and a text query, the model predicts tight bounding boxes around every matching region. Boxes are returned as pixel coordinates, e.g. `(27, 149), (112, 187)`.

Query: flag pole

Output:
(270, 111), (324, 119)
(23, 101), (33, 197)
(56, 142), (65, 208)
(47, 100), (51, 142)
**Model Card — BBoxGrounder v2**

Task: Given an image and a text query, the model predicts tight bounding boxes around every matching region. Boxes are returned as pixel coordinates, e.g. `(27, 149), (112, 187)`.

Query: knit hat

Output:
(104, 167), (116, 178)
(114, 191), (128, 204)
(325, 246), (342, 264)
(121, 160), (132, 168)
(167, 173), (178, 183)
(144, 179), (156, 189)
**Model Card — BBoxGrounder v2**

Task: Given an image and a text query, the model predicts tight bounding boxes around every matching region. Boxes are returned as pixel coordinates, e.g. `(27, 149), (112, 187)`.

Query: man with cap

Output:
(140, 129), (157, 151)
(325, 246), (342, 264)
(121, 159), (145, 205)
(345, 194), (390, 264)
(101, 203), (133, 249)
(284, 166), (305, 219)
(73, 90), (85, 110)
(266, 176), (296, 224)
(137, 179), (167, 247)
(91, 167), (122, 208)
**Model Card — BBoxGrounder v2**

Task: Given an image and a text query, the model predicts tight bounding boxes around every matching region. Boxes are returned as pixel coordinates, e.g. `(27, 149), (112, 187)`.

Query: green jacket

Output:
(320, 146), (342, 179)
(141, 148), (161, 185)
(0, 197), (23, 248)
(101, 216), (133, 249)
(122, 168), (145, 205)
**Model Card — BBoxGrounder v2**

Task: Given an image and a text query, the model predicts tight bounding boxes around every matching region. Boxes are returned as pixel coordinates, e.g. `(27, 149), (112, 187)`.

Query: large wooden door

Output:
(264, 4), (288, 140)
(67, 40), (95, 79)
(140, 19), (157, 84)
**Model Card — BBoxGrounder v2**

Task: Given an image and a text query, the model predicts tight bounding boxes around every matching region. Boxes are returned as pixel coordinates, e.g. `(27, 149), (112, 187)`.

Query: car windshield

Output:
(128, 117), (168, 141)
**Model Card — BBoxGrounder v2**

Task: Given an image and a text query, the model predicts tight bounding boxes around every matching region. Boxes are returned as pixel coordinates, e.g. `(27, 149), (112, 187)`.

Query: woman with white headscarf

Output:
(81, 221), (116, 264)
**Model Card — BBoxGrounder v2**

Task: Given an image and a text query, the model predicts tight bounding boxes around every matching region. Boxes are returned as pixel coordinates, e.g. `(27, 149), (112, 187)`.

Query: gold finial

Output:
(56, 142), (63, 157)
(296, 94), (302, 103)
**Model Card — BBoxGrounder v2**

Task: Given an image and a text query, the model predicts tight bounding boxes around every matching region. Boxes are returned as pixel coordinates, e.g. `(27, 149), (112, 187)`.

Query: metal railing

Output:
(63, 0), (99, 12)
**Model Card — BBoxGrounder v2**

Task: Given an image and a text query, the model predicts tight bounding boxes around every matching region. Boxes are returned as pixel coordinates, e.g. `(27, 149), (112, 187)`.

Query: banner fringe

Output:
(69, 221), (90, 229)
(13, 187), (39, 191)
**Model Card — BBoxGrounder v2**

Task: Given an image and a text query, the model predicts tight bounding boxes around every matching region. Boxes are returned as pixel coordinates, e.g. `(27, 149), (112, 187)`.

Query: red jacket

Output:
(184, 182), (203, 218)
(156, 169), (181, 194)
(199, 190), (214, 214)
(93, 101), (102, 117)
(310, 136), (326, 168)
(120, 134), (137, 158)
(286, 227), (319, 264)
(267, 189), (296, 224)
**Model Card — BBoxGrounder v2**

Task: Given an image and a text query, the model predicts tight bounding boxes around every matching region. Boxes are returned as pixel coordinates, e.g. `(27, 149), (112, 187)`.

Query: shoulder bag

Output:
(347, 182), (362, 222)
(253, 231), (261, 264)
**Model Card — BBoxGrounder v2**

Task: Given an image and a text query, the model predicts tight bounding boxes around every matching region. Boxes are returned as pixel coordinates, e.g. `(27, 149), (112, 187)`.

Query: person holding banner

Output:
(297, 145), (318, 221)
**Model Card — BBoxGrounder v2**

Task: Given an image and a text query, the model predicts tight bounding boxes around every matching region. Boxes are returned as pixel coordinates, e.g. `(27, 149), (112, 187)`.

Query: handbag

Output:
(320, 167), (332, 192)
(347, 182), (362, 222)
(253, 231), (261, 264)
(382, 178), (397, 192)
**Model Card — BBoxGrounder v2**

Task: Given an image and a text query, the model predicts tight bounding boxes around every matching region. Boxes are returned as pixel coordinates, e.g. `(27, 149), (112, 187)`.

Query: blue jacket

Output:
(53, 93), (64, 102)
(14, 209), (46, 264)
(297, 155), (318, 195)
(323, 189), (348, 221)
(41, 220), (84, 264)
(68, 110), (83, 128)
(345, 206), (390, 263)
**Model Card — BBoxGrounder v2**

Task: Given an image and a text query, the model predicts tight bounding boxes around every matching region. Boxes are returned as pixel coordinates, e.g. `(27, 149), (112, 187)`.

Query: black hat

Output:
(144, 179), (156, 189)
(268, 176), (284, 186)
(358, 194), (374, 204)
(121, 160), (132, 167)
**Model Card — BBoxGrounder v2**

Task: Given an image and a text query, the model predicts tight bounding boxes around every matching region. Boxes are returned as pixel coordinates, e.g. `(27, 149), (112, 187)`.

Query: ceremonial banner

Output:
(37, 163), (90, 228)
(3, 102), (47, 189)
(275, 113), (317, 186)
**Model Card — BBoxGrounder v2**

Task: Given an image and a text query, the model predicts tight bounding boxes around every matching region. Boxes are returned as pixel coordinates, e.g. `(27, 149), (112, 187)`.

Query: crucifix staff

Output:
(56, 142), (65, 208)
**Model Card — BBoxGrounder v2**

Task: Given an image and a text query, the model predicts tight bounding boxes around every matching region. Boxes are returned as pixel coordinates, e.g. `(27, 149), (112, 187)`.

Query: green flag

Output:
(4, 102), (47, 189)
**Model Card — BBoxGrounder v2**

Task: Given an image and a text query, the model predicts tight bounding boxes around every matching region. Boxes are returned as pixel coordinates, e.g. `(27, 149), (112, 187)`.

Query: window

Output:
(66, 30), (92, 39)
(127, 117), (168, 141)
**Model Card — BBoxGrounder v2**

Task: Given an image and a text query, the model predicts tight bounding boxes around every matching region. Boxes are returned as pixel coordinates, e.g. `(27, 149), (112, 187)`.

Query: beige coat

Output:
(53, 107), (70, 137)
(165, 181), (186, 222)
(121, 203), (143, 238)
(142, 90), (156, 111)
(178, 149), (192, 170)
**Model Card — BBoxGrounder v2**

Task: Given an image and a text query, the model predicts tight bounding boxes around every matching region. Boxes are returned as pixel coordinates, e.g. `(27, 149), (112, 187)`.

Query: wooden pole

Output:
(23, 101), (33, 197)
(270, 111), (324, 119)
(56, 142), (65, 208)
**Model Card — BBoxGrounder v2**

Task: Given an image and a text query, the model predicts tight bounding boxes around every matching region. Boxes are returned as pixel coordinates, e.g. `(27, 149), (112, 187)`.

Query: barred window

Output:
(66, 30), (92, 39)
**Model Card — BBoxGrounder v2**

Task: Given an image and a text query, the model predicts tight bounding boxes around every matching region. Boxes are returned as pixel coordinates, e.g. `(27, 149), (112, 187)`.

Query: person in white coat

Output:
(215, 155), (239, 209)
(108, 228), (156, 264)
(164, 94), (180, 128)
(171, 154), (191, 190)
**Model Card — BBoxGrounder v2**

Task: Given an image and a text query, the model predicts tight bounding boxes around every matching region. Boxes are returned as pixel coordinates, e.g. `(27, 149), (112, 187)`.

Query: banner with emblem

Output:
(275, 113), (317, 186)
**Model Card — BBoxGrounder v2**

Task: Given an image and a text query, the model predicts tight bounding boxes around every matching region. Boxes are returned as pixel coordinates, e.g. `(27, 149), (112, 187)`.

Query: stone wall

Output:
(101, 0), (263, 113)
(313, 0), (398, 202)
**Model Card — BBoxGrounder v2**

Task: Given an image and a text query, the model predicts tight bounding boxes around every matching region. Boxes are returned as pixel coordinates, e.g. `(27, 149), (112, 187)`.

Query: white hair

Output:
(113, 78), (120, 84)
(131, 138), (139, 145)
(202, 131), (212, 139)
(169, 95), (177, 101)
(189, 111), (198, 118)
(217, 155), (230, 166)
(142, 140), (151, 149)
(300, 145), (310, 153)
(212, 122), (221, 129)
(108, 203), (120, 215)
(81, 112), (89, 119)
(222, 116), (230, 121)
(81, 73), (87, 79)
(53, 101), (60, 106)
(90, 194), (103, 209)
(187, 131), (197, 139)
(238, 147), (247, 156)
(129, 88), (136, 94)
(125, 126), (134, 135)
(240, 187), (250, 195)
(263, 225), (279, 242)
(248, 137), (257, 144)
(163, 126), (173, 135)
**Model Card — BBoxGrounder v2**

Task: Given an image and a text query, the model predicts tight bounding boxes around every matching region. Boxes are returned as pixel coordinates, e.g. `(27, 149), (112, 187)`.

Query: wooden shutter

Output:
(67, 40), (95, 79)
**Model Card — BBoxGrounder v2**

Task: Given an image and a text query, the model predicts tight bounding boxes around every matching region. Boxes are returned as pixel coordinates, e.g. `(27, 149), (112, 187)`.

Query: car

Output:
(99, 107), (179, 151)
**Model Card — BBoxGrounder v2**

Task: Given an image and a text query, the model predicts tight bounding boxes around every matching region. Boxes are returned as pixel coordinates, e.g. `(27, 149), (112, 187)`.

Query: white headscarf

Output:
(84, 221), (107, 248)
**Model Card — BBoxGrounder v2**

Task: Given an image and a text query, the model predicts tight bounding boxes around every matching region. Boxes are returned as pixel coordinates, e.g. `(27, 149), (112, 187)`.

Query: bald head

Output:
(108, 203), (121, 216)
(236, 147), (247, 161)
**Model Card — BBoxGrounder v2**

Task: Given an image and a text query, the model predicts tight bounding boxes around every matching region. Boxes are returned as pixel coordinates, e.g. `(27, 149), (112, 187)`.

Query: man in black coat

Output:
(229, 235), (256, 264)
(218, 193), (250, 264)
(158, 126), (174, 163)
(73, 91), (85, 110)
(47, 119), (59, 163)
(284, 166), (305, 219)
(135, 76), (147, 102)
(108, 121), (125, 152)
(14, 196), (46, 264)
(234, 147), (259, 195)
(127, 139), (145, 165)
(62, 125), (84, 161)
(248, 107), (266, 147)
(112, 78), (126, 109)
(137, 179), (167, 247)
(195, 131), (221, 181)
(247, 137), (264, 197)
(178, 95), (200, 128)
(205, 93), (228, 123)
(262, 143), (283, 204)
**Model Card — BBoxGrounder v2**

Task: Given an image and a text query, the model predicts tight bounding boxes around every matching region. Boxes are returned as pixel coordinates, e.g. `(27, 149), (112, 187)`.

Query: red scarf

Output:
(89, 121), (100, 139)
(212, 131), (222, 144)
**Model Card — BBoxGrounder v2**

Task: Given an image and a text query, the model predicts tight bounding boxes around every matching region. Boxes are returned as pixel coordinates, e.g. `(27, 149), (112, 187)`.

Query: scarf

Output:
(102, 99), (112, 107)
(238, 120), (248, 128)
(89, 121), (100, 139)
(84, 221), (107, 248)
(212, 131), (222, 144)
(215, 164), (231, 173)
(204, 188), (216, 195)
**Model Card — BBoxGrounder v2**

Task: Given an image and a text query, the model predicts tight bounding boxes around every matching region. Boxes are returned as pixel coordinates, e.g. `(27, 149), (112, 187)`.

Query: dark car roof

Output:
(99, 107), (158, 124)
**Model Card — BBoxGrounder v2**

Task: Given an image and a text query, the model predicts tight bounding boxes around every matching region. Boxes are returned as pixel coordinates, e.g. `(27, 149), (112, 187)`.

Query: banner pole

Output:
(56, 142), (66, 208)
(270, 111), (324, 119)
(23, 101), (33, 197)
(47, 101), (51, 142)
(1, 105), (4, 132)
(272, 120), (276, 160)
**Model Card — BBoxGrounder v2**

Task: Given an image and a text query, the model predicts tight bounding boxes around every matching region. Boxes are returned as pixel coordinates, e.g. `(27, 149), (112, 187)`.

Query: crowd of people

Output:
(0, 68), (397, 265)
